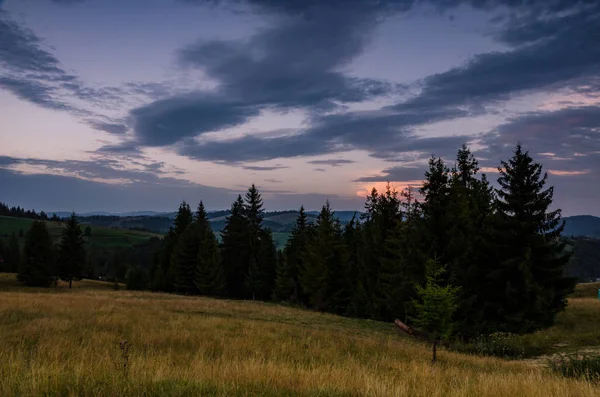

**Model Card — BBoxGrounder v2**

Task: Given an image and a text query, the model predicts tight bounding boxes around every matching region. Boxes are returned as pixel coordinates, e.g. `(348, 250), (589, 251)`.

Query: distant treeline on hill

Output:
(0, 202), (61, 222)
(2, 144), (598, 342)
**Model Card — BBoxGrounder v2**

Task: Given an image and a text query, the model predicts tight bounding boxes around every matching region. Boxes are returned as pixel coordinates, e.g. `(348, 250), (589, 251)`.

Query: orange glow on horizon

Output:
(354, 180), (423, 198)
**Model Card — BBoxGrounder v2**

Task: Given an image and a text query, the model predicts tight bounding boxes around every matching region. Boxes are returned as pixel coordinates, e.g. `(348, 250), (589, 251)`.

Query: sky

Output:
(0, 0), (599, 215)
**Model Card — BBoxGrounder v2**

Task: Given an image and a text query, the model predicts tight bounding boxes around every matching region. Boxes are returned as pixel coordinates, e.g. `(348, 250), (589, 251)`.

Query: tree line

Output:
(0, 202), (61, 221)
(2, 143), (575, 339)
(146, 143), (574, 338)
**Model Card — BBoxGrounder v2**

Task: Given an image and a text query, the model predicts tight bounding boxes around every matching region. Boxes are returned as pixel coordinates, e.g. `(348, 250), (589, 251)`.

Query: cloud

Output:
(314, 168), (326, 172)
(130, 94), (260, 146)
(353, 166), (425, 183)
(394, 3), (600, 112)
(264, 178), (283, 183)
(242, 165), (289, 171)
(0, 155), (188, 186)
(307, 159), (356, 167)
(179, 107), (472, 163)
(85, 120), (128, 135)
(128, 1), (396, 150)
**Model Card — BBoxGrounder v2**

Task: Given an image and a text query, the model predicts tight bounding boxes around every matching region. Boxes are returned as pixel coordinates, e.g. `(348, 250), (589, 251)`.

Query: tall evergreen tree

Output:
(301, 201), (348, 312)
(194, 202), (225, 295)
(420, 156), (452, 265)
(172, 224), (199, 294)
(18, 221), (56, 287)
(274, 249), (294, 301)
(57, 213), (86, 288)
(493, 144), (576, 332)
(280, 206), (311, 304)
(221, 195), (249, 298)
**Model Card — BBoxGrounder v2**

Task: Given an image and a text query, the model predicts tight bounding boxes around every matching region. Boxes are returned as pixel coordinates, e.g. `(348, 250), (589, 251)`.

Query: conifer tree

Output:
(18, 221), (56, 287)
(57, 213), (86, 288)
(280, 206), (311, 304)
(493, 144), (576, 332)
(221, 195), (249, 297)
(194, 202), (225, 295)
(172, 224), (199, 294)
(161, 201), (194, 292)
(420, 157), (451, 264)
(274, 250), (294, 301)
(257, 228), (277, 300)
(412, 259), (460, 363)
(301, 201), (348, 312)
(344, 215), (370, 318)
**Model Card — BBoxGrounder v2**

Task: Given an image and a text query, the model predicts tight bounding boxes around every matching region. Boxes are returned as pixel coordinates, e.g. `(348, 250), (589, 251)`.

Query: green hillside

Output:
(0, 216), (161, 249)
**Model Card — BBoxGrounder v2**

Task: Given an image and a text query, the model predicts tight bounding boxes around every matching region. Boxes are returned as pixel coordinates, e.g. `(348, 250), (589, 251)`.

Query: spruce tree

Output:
(172, 224), (199, 294)
(274, 250), (294, 301)
(257, 228), (277, 300)
(18, 221), (56, 287)
(281, 206), (311, 304)
(195, 202), (225, 295)
(412, 259), (460, 363)
(57, 213), (86, 288)
(159, 201), (194, 292)
(345, 216), (371, 318)
(221, 195), (249, 298)
(419, 156), (451, 265)
(493, 144), (576, 332)
(301, 201), (348, 312)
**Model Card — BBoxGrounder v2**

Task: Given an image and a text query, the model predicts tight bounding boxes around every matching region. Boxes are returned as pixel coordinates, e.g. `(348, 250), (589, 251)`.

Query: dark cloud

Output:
(353, 166), (425, 183)
(314, 168), (326, 172)
(0, 167), (367, 212)
(129, 1), (396, 149)
(394, 3), (600, 112)
(179, 107), (472, 163)
(479, 106), (600, 171)
(86, 120), (128, 135)
(130, 94), (260, 146)
(308, 159), (356, 167)
(264, 178), (283, 183)
(0, 155), (188, 185)
(242, 165), (289, 171)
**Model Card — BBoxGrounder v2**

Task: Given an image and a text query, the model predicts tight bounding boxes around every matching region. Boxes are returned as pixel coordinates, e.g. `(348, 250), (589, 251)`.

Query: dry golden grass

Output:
(0, 274), (598, 396)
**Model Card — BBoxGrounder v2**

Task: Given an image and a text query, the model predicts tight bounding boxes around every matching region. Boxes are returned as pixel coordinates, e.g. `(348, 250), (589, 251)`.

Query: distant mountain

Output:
(563, 216), (600, 238)
(75, 209), (363, 234)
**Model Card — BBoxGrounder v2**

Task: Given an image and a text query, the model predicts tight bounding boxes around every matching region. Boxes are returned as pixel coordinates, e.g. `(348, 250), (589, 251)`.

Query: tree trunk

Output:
(432, 341), (437, 363)
(69, 279), (72, 289)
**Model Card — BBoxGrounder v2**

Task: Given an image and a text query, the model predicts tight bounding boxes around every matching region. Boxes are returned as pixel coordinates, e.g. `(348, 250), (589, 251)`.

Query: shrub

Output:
(547, 352), (600, 382)
(450, 332), (526, 359)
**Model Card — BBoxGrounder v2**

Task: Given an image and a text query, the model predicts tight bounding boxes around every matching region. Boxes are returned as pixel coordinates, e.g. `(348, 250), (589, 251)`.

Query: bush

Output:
(547, 352), (600, 382)
(450, 332), (526, 359)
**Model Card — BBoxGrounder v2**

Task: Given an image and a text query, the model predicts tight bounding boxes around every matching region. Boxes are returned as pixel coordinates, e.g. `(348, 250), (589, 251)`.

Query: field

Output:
(0, 216), (161, 249)
(0, 275), (599, 396)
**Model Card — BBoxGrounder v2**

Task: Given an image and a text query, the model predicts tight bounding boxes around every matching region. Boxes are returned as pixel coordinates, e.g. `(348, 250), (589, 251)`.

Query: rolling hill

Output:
(563, 215), (600, 238)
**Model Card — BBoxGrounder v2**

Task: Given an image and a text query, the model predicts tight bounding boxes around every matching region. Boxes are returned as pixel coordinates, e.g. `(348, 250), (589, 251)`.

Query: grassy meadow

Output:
(0, 275), (599, 396)
(0, 215), (161, 249)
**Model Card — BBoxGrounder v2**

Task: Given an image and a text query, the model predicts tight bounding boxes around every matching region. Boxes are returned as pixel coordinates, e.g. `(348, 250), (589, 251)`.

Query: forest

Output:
(3, 144), (577, 340)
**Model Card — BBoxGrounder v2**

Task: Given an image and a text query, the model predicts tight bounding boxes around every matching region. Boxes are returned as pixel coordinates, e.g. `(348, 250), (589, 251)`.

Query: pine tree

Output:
(172, 224), (199, 294)
(493, 144), (576, 332)
(420, 157), (452, 265)
(57, 213), (86, 288)
(274, 250), (294, 301)
(195, 202), (225, 295)
(258, 228), (277, 300)
(281, 206), (311, 304)
(18, 221), (56, 287)
(221, 195), (249, 298)
(412, 259), (460, 363)
(301, 201), (348, 312)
